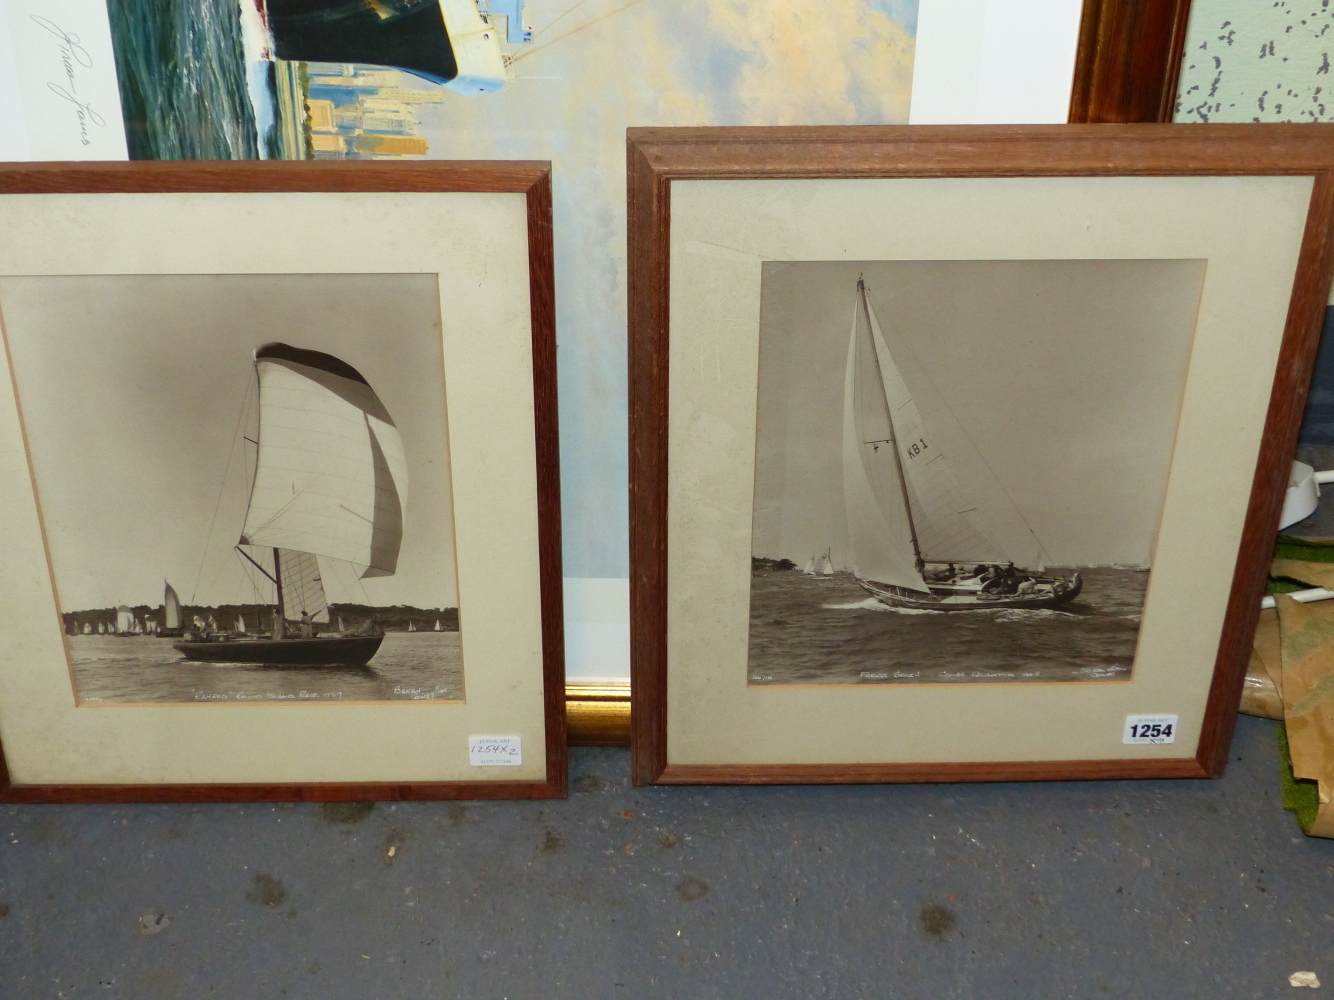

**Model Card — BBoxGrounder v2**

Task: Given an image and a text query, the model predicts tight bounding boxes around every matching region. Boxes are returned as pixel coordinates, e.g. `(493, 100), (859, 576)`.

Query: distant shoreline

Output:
(62, 603), (460, 634)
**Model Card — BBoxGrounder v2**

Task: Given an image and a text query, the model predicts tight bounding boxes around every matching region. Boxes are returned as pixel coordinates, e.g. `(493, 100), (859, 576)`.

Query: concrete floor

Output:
(0, 713), (1329, 999)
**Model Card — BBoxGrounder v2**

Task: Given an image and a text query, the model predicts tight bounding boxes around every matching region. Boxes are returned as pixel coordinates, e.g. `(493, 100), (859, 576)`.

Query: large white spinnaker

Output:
(860, 288), (1003, 566)
(239, 343), (408, 580)
(843, 296), (930, 594)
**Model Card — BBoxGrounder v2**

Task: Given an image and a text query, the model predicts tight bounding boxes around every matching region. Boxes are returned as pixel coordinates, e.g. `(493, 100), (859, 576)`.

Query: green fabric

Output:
(1274, 534), (1334, 564)
(1268, 536), (1334, 593)
(1270, 577), (1313, 595)
(1279, 723), (1321, 834)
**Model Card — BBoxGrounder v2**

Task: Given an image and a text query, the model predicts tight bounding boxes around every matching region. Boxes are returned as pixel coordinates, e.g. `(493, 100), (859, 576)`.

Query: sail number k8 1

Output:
(905, 438), (928, 459)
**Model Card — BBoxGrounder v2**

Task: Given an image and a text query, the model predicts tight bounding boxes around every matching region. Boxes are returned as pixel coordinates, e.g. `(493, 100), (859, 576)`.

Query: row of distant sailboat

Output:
(802, 550), (835, 577)
(68, 583), (447, 638)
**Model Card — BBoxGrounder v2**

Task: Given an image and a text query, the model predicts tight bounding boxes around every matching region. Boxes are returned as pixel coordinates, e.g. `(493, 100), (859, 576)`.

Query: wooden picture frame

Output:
(0, 160), (566, 802)
(1069, 0), (1193, 123)
(628, 124), (1334, 785)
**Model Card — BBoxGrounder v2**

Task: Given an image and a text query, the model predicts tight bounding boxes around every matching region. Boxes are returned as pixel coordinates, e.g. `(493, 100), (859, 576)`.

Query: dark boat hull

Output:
(859, 572), (1083, 611)
(264, 0), (459, 84)
(173, 635), (384, 667)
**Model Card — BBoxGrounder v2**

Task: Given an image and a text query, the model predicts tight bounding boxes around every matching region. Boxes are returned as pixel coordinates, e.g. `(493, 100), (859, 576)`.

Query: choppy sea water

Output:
(107, 0), (272, 159)
(69, 631), (464, 705)
(747, 567), (1148, 686)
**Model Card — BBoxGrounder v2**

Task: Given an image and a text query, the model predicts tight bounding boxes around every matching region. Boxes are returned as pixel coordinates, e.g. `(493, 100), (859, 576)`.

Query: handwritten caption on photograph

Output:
(1123, 714), (1177, 745)
(468, 736), (522, 766)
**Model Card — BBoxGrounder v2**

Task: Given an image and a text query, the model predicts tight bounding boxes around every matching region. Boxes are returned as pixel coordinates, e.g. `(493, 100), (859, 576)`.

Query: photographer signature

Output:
(30, 16), (108, 145)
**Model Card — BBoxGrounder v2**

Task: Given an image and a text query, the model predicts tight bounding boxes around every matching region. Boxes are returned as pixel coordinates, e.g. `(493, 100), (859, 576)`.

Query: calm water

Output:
(747, 566), (1148, 686)
(69, 631), (463, 705)
(107, 0), (268, 159)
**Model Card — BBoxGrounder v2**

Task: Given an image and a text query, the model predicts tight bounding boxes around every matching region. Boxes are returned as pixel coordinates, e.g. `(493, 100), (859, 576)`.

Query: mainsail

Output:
(843, 293), (929, 594)
(277, 549), (330, 624)
(164, 580), (181, 630)
(240, 343), (408, 579)
(858, 285), (1003, 565)
(115, 605), (134, 633)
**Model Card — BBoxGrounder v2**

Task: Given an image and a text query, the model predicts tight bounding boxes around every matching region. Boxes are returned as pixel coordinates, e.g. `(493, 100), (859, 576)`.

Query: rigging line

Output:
(873, 289), (1051, 564)
(509, 0), (651, 62)
(237, 361), (263, 542)
(191, 375), (256, 605)
(528, 0), (596, 35)
(247, 488), (306, 537)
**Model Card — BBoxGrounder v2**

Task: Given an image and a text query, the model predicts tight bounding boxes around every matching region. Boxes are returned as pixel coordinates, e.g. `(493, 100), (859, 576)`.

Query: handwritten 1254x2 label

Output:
(1122, 715), (1177, 745)
(468, 735), (522, 766)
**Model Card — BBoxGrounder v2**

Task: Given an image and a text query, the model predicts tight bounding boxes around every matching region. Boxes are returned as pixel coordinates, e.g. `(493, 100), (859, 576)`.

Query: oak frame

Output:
(0, 160), (567, 802)
(628, 124), (1334, 786)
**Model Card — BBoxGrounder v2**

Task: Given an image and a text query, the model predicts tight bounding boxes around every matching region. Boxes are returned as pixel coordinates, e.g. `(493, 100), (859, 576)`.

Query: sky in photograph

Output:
(1, 273), (457, 612)
(752, 259), (1208, 569)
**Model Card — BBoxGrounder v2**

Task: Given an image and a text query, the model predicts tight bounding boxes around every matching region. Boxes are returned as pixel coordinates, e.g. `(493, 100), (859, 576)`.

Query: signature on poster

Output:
(30, 15), (109, 145)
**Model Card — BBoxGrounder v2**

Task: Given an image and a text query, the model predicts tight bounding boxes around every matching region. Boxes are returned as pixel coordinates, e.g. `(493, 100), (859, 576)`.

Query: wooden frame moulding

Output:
(0, 159), (567, 802)
(627, 123), (1334, 786)
(1069, 0), (1194, 123)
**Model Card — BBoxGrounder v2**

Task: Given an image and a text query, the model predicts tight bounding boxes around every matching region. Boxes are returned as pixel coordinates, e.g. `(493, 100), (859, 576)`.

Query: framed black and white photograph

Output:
(747, 258), (1201, 689)
(7, 274), (462, 706)
(628, 124), (1334, 785)
(0, 160), (565, 801)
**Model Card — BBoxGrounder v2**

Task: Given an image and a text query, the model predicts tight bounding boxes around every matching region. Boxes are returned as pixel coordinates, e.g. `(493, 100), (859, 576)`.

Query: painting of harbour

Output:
(0, 272), (463, 705)
(749, 259), (1206, 686)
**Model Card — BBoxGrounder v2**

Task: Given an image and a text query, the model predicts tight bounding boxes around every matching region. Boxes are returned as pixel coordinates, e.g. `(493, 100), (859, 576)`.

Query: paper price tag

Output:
(1123, 715), (1177, 745)
(468, 735), (522, 766)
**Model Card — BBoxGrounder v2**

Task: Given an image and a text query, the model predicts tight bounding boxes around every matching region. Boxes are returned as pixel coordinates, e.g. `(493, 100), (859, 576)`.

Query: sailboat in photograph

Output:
(174, 343), (408, 667)
(160, 580), (184, 638)
(842, 279), (1081, 611)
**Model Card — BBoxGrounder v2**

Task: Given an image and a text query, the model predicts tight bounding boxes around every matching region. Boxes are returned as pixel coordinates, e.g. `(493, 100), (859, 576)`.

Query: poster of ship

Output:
(79, 0), (916, 591)
(0, 272), (462, 705)
(748, 259), (1207, 687)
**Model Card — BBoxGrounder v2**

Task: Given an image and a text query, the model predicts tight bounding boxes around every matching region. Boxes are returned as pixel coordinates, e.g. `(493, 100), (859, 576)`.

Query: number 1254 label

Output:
(1123, 715), (1177, 745)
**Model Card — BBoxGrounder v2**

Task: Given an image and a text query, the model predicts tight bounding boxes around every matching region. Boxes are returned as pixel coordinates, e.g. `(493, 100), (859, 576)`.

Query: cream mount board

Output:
(0, 163), (565, 800)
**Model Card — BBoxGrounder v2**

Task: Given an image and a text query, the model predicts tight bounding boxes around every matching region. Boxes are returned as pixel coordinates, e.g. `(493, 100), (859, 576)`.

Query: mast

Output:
(859, 279), (925, 573)
(273, 547), (285, 624)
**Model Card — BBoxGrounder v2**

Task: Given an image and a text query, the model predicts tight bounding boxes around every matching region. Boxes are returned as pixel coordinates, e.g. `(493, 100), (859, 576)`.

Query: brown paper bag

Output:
(1241, 607), (1284, 720)
(1275, 595), (1334, 837)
